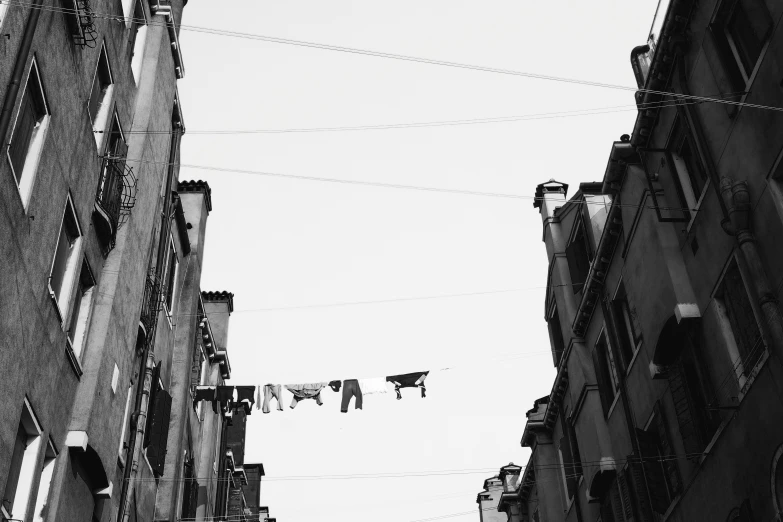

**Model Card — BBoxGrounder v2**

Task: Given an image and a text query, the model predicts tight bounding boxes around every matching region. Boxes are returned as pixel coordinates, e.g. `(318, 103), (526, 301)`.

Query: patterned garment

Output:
(285, 383), (328, 409)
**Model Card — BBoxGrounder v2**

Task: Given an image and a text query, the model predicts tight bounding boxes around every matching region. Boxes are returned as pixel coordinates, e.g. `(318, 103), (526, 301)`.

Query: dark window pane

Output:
(728, 1), (766, 76)
(165, 243), (177, 310)
(722, 263), (763, 371)
(3, 424), (27, 513)
(549, 307), (565, 365)
(9, 88), (43, 181)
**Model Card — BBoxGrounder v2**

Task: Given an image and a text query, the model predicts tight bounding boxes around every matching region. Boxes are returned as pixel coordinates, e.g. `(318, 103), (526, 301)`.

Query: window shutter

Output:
(667, 363), (700, 455)
(636, 429), (670, 516)
(566, 240), (585, 294)
(592, 347), (612, 417)
(652, 401), (682, 496)
(742, 0), (773, 45)
(626, 459), (654, 522)
(702, 28), (742, 117)
(9, 90), (38, 180)
(188, 478), (199, 518)
(146, 388), (171, 476)
(559, 435), (576, 499)
(144, 363), (162, 447)
(617, 470), (635, 522)
(722, 265), (763, 372)
(88, 74), (102, 123)
(604, 299), (630, 374)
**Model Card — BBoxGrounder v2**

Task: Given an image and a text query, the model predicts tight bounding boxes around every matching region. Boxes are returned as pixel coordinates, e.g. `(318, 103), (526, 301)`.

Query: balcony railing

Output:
(138, 271), (165, 350)
(64, 0), (98, 48)
(94, 154), (137, 255)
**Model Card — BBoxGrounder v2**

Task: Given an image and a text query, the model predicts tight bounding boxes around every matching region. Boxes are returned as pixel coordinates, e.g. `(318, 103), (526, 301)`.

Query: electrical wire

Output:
(4, 1), (783, 114)
(95, 97), (720, 136)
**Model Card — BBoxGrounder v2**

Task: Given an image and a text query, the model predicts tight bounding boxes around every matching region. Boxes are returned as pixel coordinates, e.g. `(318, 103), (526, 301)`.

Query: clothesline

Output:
(194, 371), (432, 415)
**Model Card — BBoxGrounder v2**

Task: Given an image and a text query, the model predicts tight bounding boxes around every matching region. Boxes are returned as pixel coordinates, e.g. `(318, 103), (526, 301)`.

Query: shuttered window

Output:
(9, 67), (47, 184)
(669, 114), (708, 212)
(89, 46), (113, 125)
(549, 306), (566, 366)
(719, 261), (764, 374)
(163, 237), (178, 313)
(50, 198), (82, 320)
(566, 221), (592, 294)
(593, 333), (618, 418)
(146, 379), (172, 477)
(181, 458), (199, 519)
(726, 0), (771, 79)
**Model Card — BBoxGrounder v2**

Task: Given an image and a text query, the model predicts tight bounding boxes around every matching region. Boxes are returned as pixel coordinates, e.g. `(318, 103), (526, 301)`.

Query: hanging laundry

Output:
(285, 383), (328, 409)
(329, 380), (342, 392)
(262, 384), (284, 413)
(386, 371), (429, 400)
(193, 385), (217, 413)
(359, 377), (388, 395)
(340, 379), (363, 413)
(235, 386), (255, 415)
(216, 386), (235, 413)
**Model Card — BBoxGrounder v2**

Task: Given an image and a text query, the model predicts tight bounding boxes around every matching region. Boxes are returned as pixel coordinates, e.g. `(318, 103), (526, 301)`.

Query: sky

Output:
(176, 2), (658, 521)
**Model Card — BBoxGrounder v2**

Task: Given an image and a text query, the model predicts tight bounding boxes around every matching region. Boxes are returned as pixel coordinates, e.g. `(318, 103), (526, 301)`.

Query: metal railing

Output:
(139, 271), (165, 348)
(95, 154), (137, 253)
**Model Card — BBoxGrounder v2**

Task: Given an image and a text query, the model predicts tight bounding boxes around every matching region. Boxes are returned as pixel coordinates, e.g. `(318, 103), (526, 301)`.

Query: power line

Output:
(5, 1), (783, 114)
(97, 97), (712, 136)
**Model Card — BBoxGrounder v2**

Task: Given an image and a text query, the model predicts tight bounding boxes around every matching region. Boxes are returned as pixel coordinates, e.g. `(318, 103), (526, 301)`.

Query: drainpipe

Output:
(675, 52), (731, 229)
(118, 126), (182, 522)
(0, 0), (44, 153)
(720, 178), (783, 353)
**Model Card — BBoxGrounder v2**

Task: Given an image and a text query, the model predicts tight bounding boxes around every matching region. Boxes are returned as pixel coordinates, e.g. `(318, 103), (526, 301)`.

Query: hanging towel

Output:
(358, 377), (388, 395)
(236, 386), (256, 414)
(329, 380), (342, 392)
(341, 379), (362, 412)
(285, 383), (328, 409)
(216, 386), (235, 412)
(193, 385), (217, 413)
(386, 371), (429, 399)
(262, 384), (284, 413)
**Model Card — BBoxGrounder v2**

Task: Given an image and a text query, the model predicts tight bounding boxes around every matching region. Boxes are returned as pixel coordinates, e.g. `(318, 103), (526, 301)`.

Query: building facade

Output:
(0, 2), (251, 521)
(492, 0), (783, 521)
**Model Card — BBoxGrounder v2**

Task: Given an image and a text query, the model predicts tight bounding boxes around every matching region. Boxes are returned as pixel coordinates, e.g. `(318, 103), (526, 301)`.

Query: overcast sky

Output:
(177, 2), (657, 521)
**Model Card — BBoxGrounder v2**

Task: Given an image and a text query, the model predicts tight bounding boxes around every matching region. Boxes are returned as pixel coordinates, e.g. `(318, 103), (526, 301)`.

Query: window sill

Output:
(738, 349), (769, 402)
(624, 343), (643, 378)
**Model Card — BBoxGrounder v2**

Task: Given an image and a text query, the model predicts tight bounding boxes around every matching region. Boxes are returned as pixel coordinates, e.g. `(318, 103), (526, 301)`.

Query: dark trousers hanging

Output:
(340, 379), (362, 412)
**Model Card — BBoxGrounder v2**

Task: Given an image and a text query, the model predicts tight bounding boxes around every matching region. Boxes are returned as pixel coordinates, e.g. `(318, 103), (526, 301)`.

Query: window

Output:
(49, 197), (83, 322)
(724, 0), (771, 82)
(716, 258), (765, 381)
(2, 399), (44, 522)
(548, 305), (566, 367)
(121, 0), (135, 26)
(89, 44), (114, 145)
(558, 414), (582, 502)
(565, 219), (592, 294)
(118, 384), (134, 465)
(611, 281), (642, 369)
(707, 0), (772, 96)
(600, 473), (635, 522)
(592, 330), (620, 417)
(7, 59), (49, 208)
(31, 441), (57, 522)
(0, 2), (8, 29)
(163, 236), (179, 315)
(66, 260), (96, 361)
(129, 0), (148, 82)
(637, 402), (682, 517)
(668, 115), (708, 212)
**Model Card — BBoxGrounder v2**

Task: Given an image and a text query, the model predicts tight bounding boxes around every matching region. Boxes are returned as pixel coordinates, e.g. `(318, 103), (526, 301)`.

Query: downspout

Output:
(720, 179), (783, 354)
(0, 0), (44, 153)
(118, 126), (182, 522)
(675, 52), (731, 229)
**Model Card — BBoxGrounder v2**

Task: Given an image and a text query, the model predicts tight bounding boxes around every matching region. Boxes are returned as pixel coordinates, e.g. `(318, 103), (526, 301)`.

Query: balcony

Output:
(94, 154), (136, 255)
(138, 271), (165, 350)
(63, 0), (98, 48)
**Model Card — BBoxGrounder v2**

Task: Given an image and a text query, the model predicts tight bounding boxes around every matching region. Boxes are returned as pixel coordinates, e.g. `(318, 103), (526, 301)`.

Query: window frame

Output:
(89, 43), (115, 148)
(48, 195), (84, 324)
(65, 259), (96, 367)
(713, 254), (768, 395)
(665, 113), (710, 224)
(547, 302), (566, 367)
(610, 279), (643, 373)
(3, 398), (45, 522)
(163, 233), (179, 320)
(6, 57), (50, 210)
(118, 384), (134, 467)
(722, 0), (770, 84)
(129, 0), (149, 83)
